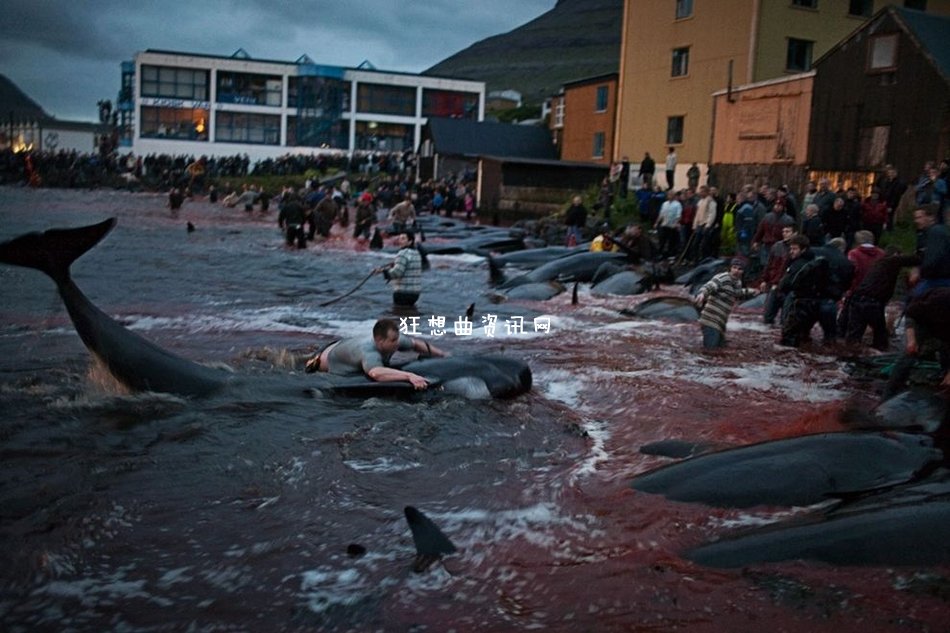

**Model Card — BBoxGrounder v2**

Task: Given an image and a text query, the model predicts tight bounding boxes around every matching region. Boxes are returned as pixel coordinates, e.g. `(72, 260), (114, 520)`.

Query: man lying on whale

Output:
(305, 318), (448, 390)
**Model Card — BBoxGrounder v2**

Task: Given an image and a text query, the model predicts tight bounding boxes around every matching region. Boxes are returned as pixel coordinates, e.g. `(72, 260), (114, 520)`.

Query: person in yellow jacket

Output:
(589, 225), (619, 252)
(719, 192), (738, 255)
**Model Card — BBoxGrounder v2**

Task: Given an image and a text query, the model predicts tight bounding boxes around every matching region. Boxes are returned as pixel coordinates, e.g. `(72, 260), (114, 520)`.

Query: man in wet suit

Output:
(277, 191), (308, 248)
(305, 318), (447, 390)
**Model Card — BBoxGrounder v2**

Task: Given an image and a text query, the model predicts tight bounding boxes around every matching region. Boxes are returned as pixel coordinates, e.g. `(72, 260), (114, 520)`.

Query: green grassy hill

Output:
(424, 0), (622, 106)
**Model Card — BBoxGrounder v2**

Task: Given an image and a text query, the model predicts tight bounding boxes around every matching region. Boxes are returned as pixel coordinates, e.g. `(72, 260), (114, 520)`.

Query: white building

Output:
(117, 49), (486, 162)
(0, 73), (110, 154)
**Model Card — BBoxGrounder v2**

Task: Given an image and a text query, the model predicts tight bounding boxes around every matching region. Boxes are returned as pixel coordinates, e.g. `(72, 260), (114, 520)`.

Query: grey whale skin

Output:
(632, 429), (949, 568)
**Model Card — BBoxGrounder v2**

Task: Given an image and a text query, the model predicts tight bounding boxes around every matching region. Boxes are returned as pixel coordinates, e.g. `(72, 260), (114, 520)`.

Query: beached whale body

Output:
(685, 471), (950, 568)
(488, 281), (566, 303)
(310, 354), (532, 400)
(635, 428), (949, 568)
(620, 295), (699, 322)
(630, 431), (942, 509)
(497, 251), (628, 289)
(0, 219), (531, 400)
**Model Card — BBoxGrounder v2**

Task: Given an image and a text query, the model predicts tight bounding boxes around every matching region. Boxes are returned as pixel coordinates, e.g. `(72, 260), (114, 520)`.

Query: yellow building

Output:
(615, 0), (950, 182)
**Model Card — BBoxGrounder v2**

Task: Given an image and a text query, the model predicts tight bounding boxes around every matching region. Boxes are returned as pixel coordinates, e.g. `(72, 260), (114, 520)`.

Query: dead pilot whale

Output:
(685, 470), (950, 568)
(0, 218), (229, 397)
(630, 431), (942, 509)
(0, 219), (531, 400)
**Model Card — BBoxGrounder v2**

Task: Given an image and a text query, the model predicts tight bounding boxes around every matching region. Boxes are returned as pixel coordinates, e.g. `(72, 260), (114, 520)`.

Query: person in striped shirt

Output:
(375, 231), (423, 307)
(693, 258), (759, 349)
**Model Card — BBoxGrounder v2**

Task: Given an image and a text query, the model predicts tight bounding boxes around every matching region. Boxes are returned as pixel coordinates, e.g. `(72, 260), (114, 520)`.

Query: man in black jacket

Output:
(779, 235), (832, 347)
(638, 152), (655, 188)
(910, 205), (950, 297)
(564, 196), (588, 246)
(841, 247), (918, 350)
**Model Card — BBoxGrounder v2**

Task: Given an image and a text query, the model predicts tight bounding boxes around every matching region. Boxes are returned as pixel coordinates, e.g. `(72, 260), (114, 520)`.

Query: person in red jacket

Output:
(861, 187), (888, 245)
(838, 230), (887, 348)
(752, 201), (794, 268)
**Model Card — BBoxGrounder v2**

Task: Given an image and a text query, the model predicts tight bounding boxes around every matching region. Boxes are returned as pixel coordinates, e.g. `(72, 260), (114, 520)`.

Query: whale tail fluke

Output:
(404, 505), (456, 572)
(0, 218), (116, 285)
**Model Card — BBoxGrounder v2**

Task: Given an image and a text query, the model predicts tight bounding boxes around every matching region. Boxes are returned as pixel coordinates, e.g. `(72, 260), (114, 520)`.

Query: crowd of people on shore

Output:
(570, 158), (950, 394)
(0, 147), (418, 191)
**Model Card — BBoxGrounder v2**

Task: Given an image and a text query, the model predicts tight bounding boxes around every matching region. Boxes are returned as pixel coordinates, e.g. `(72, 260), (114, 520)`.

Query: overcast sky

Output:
(1, 0), (556, 122)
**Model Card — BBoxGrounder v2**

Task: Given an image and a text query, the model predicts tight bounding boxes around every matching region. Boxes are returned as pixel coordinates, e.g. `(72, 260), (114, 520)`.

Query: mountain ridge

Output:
(424, 0), (623, 106)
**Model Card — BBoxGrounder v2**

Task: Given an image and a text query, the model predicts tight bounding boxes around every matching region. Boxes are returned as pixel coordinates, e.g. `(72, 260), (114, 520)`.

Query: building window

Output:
(904, 0), (926, 9)
(592, 132), (605, 159)
(354, 121), (414, 152)
(595, 86), (609, 112)
(216, 72), (282, 107)
(666, 116), (684, 145)
(140, 65), (208, 100)
(214, 112), (281, 144)
(858, 125), (889, 168)
(675, 0), (693, 19)
(422, 89), (480, 119)
(140, 106), (209, 140)
(848, 0), (872, 16)
(791, 0), (818, 8)
(554, 100), (565, 128)
(672, 47), (690, 77)
(357, 83), (416, 116)
(786, 38), (814, 71)
(288, 76), (347, 111)
(868, 34), (899, 70)
(287, 116), (348, 148)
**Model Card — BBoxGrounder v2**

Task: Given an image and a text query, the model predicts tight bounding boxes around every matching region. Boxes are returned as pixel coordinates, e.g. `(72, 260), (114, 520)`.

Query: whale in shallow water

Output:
(620, 295), (699, 322)
(842, 389), (950, 434)
(404, 506), (457, 572)
(0, 218), (230, 397)
(591, 270), (650, 296)
(685, 471), (950, 568)
(496, 251), (628, 289)
(630, 431), (942, 508)
(488, 281), (566, 303)
(308, 354), (532, 400)
(487, 246), (585, 283)
(0, 219), (532, 400)
(675, 257), (729, 286)
(420, 233), (525, 257)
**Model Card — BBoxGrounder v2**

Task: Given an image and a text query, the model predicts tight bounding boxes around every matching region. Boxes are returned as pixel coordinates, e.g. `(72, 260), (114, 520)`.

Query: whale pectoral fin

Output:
(404, 506), (456, 572)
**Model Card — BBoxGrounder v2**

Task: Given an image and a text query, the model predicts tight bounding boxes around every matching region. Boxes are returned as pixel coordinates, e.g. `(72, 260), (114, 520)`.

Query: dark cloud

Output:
(1, 0), (553, 121)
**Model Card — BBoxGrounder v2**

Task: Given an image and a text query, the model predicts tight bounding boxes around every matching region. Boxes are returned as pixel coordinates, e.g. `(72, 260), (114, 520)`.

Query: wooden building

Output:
(419, 117), (606, 215)
(808, 6), (950, 189)
(710, 72), (814, 195)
